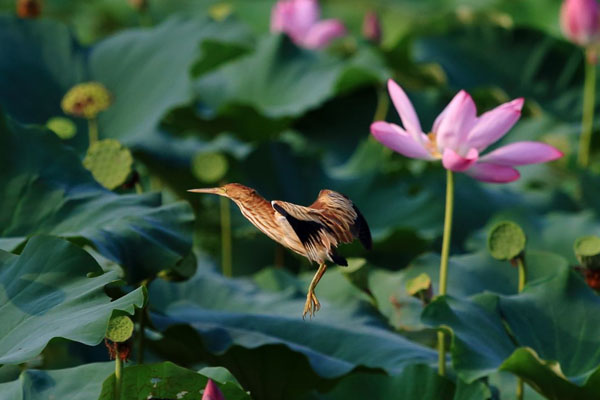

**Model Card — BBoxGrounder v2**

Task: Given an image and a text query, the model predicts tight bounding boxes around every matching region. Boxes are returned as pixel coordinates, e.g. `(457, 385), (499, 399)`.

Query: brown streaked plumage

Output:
(189, 183), (372, 318)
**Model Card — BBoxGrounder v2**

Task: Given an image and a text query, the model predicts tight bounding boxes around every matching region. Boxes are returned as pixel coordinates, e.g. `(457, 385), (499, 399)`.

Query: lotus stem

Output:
(517, 257), (526, 293)
(516, 256), (526, 400)
(220, 194), (232, 277)
(114, 356), (122, 400)
(438, 169), (454, 376)
(88, 117), (99, 146)
(578, 48), (596, 168)
(373, 86), (390, 122)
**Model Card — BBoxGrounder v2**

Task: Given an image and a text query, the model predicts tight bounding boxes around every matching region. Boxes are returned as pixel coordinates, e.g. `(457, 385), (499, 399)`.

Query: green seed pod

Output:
(105, 315), (134, 343)
(574, 236), (600, 269)
(191, 152), (228, 183)
(487, 221), (526, 261)
(61, 82), (111, 119)
(46, 117), (77, 139)
(83, 139), (133, 190)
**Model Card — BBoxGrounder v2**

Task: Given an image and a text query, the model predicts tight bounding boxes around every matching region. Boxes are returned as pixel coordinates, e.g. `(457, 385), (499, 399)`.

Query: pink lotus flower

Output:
(202, 379), (225, 400)
(560, 0), (600, 47)
(371, 80), (563, 183)
(270, 0), (347, 49)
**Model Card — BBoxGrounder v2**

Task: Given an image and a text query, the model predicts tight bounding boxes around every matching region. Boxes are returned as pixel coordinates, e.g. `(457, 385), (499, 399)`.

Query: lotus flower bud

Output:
(560, 0), (600, 47)
(362, 11), (381, 44)
(202, 379), (225, 400)
(16, 0), (42, 18)
(61, 82), (111, 119)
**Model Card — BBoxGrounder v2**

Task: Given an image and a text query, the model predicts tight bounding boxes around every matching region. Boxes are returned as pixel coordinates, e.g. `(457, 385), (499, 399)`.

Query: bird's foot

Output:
(302, 290), (321, 319)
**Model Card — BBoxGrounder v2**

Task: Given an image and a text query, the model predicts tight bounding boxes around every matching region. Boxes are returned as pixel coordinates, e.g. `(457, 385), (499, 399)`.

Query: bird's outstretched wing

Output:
(271, 190), (371, 265)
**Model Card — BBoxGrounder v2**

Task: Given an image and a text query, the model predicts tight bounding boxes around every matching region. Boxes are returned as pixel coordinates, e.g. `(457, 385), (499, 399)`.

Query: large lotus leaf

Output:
(98, 362), (250, 400)
(149, 263), (437, 380)
(370, 250), (567, 331)
(0, 362), (114, 400)
(309, 363), (491, 400)
(0, 16), (86, 124)
(193, 34), (387, 120)
(0, 15), (252, 150)
(91, 16), (252, 147)
(0, 113), (193, 281)
(422, 264), (600, 399)
(0, 236), (145, 365)
(422, 294), (516, 382)
(498, 268), (600, 385)
(414, 25), (590, 122)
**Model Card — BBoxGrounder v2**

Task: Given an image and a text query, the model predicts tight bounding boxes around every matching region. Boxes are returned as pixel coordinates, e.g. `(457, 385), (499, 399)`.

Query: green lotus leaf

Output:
(149, 263), (437, 385)
(98, 362), (250, 400)
(422, 264), (600, 399)
(0, 236), (144, 365)
(319, 364), (491, 400)
(0, 362), (114, 400)
(0, 15), (252, 152)
(0, 112), (193, 282)
(193, 34), (388, 119)
(414, 25), (593, 122)
(370, 250), (567, 331)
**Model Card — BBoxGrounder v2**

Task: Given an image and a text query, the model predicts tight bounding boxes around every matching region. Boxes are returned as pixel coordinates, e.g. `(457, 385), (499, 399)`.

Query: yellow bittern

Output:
(189, 183), (372, 318)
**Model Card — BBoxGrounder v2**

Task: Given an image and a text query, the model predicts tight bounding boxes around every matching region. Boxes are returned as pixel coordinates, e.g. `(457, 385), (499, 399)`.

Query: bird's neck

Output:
(232, 194), (280, 240)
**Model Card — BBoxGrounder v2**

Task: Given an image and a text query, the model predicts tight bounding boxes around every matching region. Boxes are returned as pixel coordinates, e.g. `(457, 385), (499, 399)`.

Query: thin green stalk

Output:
(437, 169), (454, 376)
(578, 48), (596, 168)
(220, 194), (232, 277)
(516, 256), (526, 400)
(114, 356), (122, 400)
(517, 257), (526, 293)
(88, 117), (99, 146)
(135, 183), (143, 194)
(373, 87), (390, 122)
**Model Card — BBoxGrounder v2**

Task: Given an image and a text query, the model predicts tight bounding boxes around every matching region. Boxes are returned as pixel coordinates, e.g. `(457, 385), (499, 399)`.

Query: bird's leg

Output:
(303, 263), (327, 319)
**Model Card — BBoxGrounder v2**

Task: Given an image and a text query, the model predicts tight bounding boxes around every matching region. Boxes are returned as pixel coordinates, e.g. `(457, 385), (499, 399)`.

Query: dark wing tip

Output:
(330, 248), (348, 266)
(352, 204), (372, 250)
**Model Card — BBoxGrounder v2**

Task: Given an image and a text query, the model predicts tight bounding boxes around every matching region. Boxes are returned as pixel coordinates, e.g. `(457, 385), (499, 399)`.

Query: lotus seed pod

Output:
(16, 0), (42, 18)
(105, 315), (134, 343)
(487, 221), (527, 261)
(46, 117), (77, 139)
(574, 236), (600, 269)
(191, 152), (228, 183)
(83, 139), (133, 190)
(61, 82), (111, 119)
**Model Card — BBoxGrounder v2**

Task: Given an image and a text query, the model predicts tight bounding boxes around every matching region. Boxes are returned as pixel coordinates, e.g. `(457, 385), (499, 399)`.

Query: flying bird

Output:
(189, 183), (372, 318)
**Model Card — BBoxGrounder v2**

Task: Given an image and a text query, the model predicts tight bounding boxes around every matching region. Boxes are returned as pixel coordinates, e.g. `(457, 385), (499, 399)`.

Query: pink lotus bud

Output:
(270, 0), (346, 49)
(560, 0), (600, 46)
(362, 11), (381, 44)
(202, 379), (225, 400)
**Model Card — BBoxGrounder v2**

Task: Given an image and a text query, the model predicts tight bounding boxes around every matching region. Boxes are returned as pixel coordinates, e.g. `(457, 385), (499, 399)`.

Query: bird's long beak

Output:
(188, 187), (226, 196)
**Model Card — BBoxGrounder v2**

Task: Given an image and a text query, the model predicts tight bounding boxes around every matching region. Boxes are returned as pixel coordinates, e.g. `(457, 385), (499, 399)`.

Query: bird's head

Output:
(188, 183), (258, 203)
